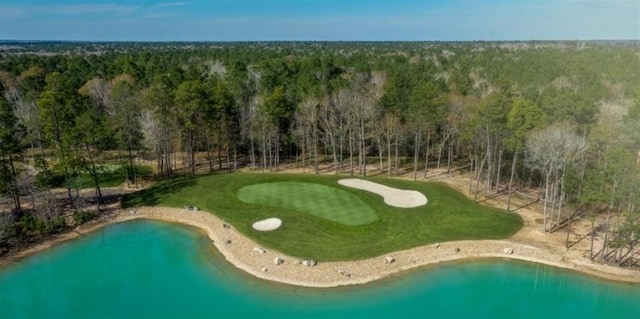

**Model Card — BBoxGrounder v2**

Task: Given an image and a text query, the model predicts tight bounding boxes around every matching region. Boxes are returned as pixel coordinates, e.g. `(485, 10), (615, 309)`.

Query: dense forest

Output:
(1, 41), (639, 267)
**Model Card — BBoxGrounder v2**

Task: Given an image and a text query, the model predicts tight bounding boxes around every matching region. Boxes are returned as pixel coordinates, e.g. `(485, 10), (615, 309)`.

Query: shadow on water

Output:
(121, 176), (197, 208)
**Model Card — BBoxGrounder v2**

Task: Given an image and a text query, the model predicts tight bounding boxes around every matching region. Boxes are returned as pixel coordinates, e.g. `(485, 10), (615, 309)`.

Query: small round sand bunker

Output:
(252, 218), (282, 231)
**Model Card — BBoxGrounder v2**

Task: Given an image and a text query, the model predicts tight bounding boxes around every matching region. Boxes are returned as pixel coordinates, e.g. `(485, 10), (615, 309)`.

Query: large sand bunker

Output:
(338, 179), (427, 208)
(252, 218), (282, 231)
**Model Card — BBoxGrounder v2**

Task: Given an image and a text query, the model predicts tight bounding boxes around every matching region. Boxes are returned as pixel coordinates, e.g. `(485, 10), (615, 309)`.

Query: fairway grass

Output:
(122, 173), (523, 261)
(238, 182), (377, 225)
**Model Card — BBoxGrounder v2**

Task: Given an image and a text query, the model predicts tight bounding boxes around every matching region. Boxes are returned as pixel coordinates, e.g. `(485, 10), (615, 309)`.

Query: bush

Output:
(0, 212), (16, 249)
(42, 216), (66, 234)
(73, 210), (95, 224)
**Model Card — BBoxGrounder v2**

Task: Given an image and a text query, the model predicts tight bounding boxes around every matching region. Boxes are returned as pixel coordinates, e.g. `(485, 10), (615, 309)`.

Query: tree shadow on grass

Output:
(121, 176), (197, 208)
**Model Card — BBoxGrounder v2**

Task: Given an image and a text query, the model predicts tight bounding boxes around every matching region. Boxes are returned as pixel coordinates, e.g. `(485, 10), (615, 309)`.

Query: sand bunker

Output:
(252, 218), (282, 231)
(338, 179), (427, 208)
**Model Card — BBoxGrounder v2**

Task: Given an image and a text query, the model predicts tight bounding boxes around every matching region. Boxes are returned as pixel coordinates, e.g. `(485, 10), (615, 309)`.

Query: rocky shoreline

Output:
(2, 206), (638, 287)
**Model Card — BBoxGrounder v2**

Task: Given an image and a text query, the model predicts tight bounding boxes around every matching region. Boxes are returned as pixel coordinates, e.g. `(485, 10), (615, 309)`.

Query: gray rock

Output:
(253, 247), (266, 254)
(302, 259), (317, 267)
(454, 247), (460, 253)
(273, 257), (284, 265)
(338, 270), (351, 277)
(385, 256), (396, 264)
(503, 248), (514, 255)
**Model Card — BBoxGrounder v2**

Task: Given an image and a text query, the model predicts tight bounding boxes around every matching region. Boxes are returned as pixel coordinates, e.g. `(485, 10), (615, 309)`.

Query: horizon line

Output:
(2, 39), (639, 43)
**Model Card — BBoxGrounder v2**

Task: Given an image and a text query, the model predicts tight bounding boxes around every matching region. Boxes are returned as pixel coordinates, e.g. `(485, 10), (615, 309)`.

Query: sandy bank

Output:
(2, 206), (638, 287)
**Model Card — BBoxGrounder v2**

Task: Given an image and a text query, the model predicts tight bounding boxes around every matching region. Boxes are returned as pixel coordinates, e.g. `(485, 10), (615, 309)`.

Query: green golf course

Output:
(122, 173), (523, 261)
(238, 182), (378, 226)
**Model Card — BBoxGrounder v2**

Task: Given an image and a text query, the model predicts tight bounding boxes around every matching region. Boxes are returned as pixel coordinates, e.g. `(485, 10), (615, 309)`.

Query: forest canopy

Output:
(0, 41), (639, 265)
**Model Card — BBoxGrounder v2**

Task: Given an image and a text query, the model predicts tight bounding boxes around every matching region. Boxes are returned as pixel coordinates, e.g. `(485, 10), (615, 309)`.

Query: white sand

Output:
(338, 179), (427, 208)
(252, 218), (282, 231)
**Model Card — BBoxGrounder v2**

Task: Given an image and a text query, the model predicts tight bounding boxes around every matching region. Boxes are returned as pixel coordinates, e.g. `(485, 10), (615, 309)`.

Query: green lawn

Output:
(237, 182), (377, 226)
(122, 173), (523, 261)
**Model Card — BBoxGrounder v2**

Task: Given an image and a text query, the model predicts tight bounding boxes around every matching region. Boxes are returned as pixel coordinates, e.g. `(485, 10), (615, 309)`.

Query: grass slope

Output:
(237, 182), (377, 226)
(122, 173), (523, 261)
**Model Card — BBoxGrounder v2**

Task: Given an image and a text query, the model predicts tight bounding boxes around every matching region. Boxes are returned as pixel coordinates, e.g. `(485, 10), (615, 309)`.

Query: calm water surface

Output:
(0, 220), (638, 318)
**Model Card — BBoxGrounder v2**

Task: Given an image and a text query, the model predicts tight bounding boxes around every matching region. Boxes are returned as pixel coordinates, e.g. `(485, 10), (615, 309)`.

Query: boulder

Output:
(261, 267), (268, 272)
(225, 240), (232, 245)
(454, 247), (460, 253)
(253, 247), (266, 254)
(273, 257), (284, 265)
(302, 259), (317, 267)
(503, 248), (514, 255)
(385, 256), (396, 264)
(434, 243), (440, 248)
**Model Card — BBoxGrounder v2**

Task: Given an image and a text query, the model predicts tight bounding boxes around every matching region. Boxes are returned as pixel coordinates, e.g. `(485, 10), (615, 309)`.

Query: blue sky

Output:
(0, 0), (638, 41)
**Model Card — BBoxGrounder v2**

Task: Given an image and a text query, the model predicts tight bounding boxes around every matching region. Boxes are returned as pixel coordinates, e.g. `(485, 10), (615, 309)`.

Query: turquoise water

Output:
(1, 220), (639, 319)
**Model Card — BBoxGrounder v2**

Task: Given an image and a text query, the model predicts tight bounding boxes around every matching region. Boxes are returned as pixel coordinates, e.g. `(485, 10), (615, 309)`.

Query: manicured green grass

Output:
(237, 182), (377, 226)
(122, 173), (523, 261)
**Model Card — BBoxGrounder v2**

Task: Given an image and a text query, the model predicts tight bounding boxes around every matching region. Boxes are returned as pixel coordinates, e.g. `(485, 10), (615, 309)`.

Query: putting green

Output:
(237, 182), (378, 226)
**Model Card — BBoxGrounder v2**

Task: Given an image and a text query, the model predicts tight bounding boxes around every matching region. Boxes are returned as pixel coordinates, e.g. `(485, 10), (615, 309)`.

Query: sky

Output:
(0, 0), (638, 41)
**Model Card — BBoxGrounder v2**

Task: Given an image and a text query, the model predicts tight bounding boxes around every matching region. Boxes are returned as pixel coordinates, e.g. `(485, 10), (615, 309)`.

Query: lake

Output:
(1, 220), (638, 318)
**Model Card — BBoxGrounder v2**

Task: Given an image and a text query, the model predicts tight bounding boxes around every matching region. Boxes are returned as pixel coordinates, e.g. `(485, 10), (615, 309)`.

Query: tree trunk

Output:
(262, 138), (267, 172)
(554, 174), (566, 231)
(507, 150), (518, 212)
(447, 137), (453, 173)
(313, 123), (319, 174)
(495, 147), (503, 192)
(377, 137), (384, 174)
(359, 104), (367, 177)
(565, 207), (573, 249)
(394, 132), (399, 176)
(602, 197), (614, 261)
(84, 143), (102, 211)
(413, 128), (420, 181)
(387, 134), (392, 177)
(474, 153), (488, 203)
(349, 126), (354, 176)
(217, 128), (223, 170)
(275, 131), (280, 171)
(204, 127), (214, 173)
(543, 172), (551, 232)
(8, 155), (21, 212)
(590, 217), (596, 259)
(468, 155), (475, 195)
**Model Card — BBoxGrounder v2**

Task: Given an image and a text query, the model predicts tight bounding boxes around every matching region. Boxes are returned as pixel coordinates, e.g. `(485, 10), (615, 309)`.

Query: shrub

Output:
(73, 210), (95, 224)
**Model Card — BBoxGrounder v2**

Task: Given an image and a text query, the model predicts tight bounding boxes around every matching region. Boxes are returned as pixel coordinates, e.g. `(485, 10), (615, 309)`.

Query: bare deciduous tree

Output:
(525, 123), (587, 232)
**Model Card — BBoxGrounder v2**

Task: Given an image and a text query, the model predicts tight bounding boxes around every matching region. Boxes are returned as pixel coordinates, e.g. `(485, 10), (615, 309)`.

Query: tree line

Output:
(0, 41), (639, 266)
